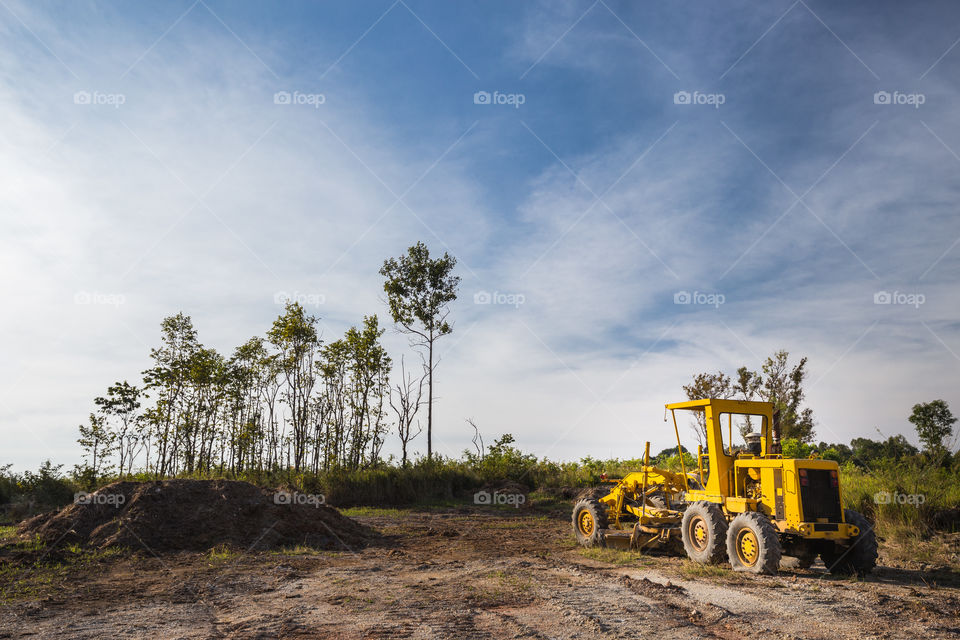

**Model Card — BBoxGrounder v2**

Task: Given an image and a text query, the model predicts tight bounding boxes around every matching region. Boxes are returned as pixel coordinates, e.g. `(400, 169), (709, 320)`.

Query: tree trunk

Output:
(427, 338), (433, 460)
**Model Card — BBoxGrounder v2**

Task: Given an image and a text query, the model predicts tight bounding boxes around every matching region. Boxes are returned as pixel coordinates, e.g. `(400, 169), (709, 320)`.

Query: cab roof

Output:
(665, 399), (775, 414)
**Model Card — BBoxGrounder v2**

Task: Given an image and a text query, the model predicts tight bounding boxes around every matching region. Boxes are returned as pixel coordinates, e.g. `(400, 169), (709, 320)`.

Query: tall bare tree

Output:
(380, 242), (460, 460)
(390, 355), (425, 466)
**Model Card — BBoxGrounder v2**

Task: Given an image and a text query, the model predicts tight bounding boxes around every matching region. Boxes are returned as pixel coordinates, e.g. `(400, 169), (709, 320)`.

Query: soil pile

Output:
(17, 479), (374, 552)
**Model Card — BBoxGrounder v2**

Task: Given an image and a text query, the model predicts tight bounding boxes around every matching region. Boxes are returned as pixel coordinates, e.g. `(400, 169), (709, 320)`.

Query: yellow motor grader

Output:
(572, 399), (878, 575)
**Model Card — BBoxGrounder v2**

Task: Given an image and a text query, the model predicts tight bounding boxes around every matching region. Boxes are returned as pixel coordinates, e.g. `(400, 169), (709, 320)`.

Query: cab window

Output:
(717, 413), (767, 456)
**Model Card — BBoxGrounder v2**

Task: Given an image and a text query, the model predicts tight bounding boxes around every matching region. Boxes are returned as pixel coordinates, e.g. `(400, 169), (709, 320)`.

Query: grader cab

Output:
(572, 399), (878, 575)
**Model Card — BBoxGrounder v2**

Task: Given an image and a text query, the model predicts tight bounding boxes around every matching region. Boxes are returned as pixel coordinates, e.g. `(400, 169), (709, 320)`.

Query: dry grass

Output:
(677, 559), (732, 579)
(880, 527), (960, 571)
(339, 506), (412, 518)
(577, 547), (654, 566)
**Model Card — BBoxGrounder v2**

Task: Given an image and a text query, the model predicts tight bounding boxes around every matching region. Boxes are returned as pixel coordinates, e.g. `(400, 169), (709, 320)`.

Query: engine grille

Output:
(799, 469), (842, 522)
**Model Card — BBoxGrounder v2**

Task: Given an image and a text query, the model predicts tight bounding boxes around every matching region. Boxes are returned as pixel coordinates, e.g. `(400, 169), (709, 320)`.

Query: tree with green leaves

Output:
(142, 313), (199, 477)
(682, 371), (733, 445)
(909, 399), (956, 457)
(683, 351), (816, 445)
(318, 338), (350, 469)
(761, 351), (814, 442)
(733, 366), (762, 437)
(267, 302), (320, 472)
(380, 242), (460, 460)
(850, 434), (918, 464)
(94, 381), (142, 477)
(227, 337), (269, 473)
(344, 315), (392, 467)
(77, 413), (115, 481)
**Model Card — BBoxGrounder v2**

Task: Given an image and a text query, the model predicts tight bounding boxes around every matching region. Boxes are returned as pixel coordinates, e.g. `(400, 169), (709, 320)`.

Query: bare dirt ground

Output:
(2, 503), (959, 639)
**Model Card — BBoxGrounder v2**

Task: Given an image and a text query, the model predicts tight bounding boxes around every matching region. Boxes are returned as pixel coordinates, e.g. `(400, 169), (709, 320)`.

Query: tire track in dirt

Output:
(3, 509), (959, 639)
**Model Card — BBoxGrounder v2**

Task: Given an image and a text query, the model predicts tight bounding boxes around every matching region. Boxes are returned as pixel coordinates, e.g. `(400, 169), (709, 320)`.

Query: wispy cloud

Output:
(1, 0), (958, 468)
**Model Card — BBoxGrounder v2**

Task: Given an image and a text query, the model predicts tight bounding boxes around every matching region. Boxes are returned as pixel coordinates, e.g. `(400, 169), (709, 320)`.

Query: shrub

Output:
(20, 461), (76, 507)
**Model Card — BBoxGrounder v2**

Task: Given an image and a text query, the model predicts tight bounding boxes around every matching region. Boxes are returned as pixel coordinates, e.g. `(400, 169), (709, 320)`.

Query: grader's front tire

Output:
(572, 498), (608, 548)
(681, 501), (728, 564)
(820, 509), (878, 576)
(726, 512), (782, 575)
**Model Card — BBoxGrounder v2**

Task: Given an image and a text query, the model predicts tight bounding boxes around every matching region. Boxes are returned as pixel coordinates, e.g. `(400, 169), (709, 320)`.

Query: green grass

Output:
(484, 516), (550, 529)
(339, 506), (414, 518)
(0, 564), (54, 602)
(269, 545), (343, 557)
(0, 545), (126, 604)
(557, 536), (580, 550)
(577, 546), (654, 566)
(207, 544), (242, 562)
(839, 462), (960, 570)
(4, 534), (47, 553)
(0, 526), (16, 541)
(487, 569), (533, 591)
(841, 462), (960, 529)
(677, 559), (732, 578)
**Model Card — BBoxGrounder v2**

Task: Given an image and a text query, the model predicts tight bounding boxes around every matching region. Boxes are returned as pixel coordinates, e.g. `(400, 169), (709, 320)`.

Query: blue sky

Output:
(1, 0), (959, 470)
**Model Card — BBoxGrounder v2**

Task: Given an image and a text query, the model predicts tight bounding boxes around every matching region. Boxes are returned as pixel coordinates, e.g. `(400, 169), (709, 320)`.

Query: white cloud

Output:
(1, 1), (958, 472)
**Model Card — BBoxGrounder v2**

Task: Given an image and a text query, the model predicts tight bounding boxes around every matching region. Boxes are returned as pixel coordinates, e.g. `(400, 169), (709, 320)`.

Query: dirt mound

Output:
(473, 481), (531, 508)
(17, 479), (375, 552)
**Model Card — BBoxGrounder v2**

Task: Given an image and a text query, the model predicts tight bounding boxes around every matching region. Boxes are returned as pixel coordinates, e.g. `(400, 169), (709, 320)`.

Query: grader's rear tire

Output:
(572, 498), (608, 548)
(726, 512), (781, 575)
(681, 501), (728, 564)
(820, 509), (878, 576)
